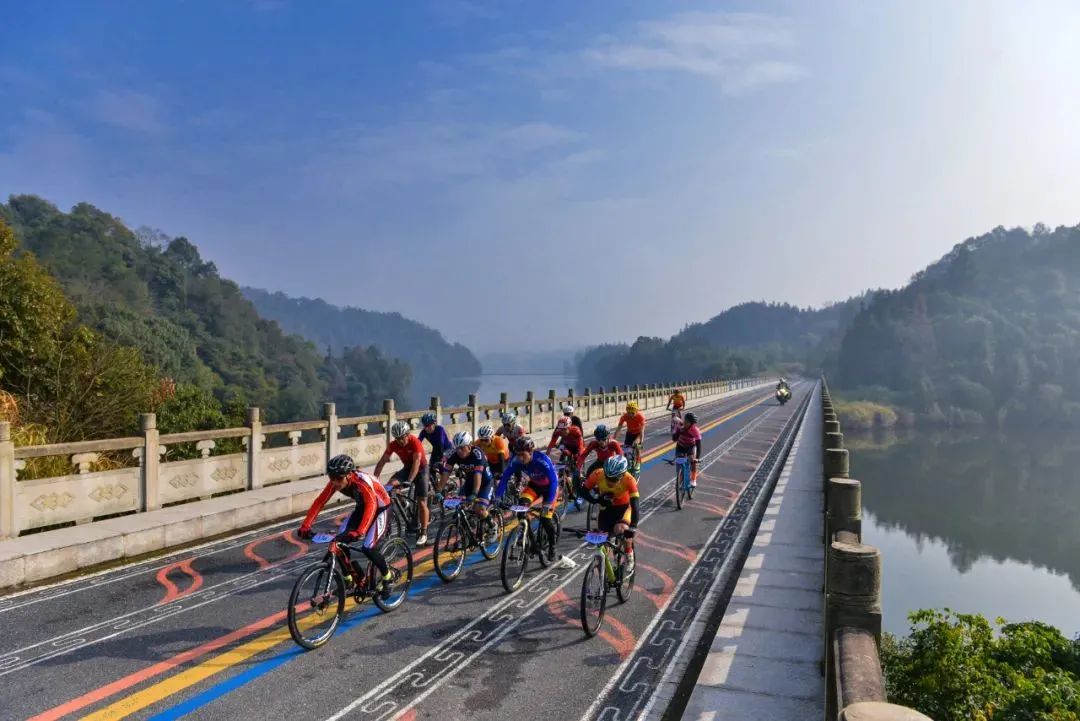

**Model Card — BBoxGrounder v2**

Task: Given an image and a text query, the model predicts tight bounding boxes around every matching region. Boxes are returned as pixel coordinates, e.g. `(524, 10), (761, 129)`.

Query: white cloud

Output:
(89, 89), (167, 134)
(585, 11), (807, 92)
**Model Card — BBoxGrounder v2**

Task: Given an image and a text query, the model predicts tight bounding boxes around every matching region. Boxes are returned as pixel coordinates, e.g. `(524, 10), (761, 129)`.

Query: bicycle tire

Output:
(433, 515), (465, 582)
(586, 501), (596, 532)
(580, 554), (606, 637)
(373, 537), (413, 612)
(288, 561), (345, 650)
(537, 513), (560, 568)
(479, 511), (505, 560)
(614, 547), (634, 604)
(685, 471), (695, 500)
(675, 464), (685, 510)
(500, 524), (529, 593)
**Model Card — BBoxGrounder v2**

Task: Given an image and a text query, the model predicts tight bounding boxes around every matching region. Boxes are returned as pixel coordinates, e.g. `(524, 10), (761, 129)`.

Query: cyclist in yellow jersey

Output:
(580, 455), (639, 572)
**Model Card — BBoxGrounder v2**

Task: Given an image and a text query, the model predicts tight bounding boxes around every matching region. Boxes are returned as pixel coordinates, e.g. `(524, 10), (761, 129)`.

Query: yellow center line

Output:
(82, 392), (770, 719)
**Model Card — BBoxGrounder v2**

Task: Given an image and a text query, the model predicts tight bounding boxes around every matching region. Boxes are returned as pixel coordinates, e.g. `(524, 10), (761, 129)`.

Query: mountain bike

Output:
(287, 524), (413, 650)
(574, 527), (634, 637)
(553, 450), (580, 520)
(433, 496), (505, 582)
(665, 454), (694, 509)
(500, 502), (562, 592)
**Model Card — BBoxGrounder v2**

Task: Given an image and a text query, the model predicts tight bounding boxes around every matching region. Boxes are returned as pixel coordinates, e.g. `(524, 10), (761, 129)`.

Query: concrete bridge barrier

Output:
(820, 377), (932, 721)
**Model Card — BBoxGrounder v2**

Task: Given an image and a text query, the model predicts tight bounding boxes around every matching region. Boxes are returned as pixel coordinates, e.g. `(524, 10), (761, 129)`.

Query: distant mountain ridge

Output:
(242, 287), (481, 387)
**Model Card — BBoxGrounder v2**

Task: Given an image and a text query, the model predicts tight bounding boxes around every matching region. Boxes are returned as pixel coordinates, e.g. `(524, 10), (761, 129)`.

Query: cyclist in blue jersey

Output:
(440, 431), (494, 516)
(495, 436), (560, 562)
(419, 412), (452, 491)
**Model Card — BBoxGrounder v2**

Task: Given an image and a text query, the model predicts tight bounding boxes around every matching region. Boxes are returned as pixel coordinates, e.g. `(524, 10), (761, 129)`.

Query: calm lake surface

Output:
(853, 427), (1080, 636)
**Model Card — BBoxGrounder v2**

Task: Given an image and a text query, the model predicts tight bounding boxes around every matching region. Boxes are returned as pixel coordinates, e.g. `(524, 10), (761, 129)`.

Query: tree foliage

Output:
(884, 609), (1080, 721)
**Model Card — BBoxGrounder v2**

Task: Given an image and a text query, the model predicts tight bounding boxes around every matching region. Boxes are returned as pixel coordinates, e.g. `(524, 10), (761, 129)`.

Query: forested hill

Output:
(837, 222), (1080, 426)
(1, 195), (409, 431)
(676, 300), (865, 352)
(242, 288), (481, 385)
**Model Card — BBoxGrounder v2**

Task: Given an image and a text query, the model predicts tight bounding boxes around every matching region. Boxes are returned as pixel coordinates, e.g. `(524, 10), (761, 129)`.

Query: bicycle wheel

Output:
(586, 501), (596, 532)
(500, 524), (529, 592)
(433, 515), (465, 582)
(614, 547), (635, 604)
(579, 554), (606, 637)
(674, 464), (685, 510)
(554, 478), (569, 520)
(479, 511), (504, 560)
(287, 561), (345, 650)
(685, 469), (695, 500)
(536, 514), (561, 568)
(373, 537), (412, 612)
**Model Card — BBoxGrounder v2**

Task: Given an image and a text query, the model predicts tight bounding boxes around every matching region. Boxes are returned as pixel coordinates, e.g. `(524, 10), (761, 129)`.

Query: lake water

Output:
(852, 427), (1080, 636)
(405, 374), (578, 410)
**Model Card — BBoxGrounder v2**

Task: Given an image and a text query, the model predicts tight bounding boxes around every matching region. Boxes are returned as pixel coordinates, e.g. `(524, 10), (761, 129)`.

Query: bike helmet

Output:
(421, 411), (438, 427)
(452, 431), (472, 449)
(684, 412), (698, 425)
(500, 410), (517, 426)
(512, 436), (536, 454)
(556, 416), (570, 430)
(626, 401), (639, 413)
(604, 455), (629, 478)
(390, 420), (411, 439)
(327, 454), (355, 477)
(562, 403), (575, 415)
(477, 424), (495, 440)
(593, 423), (610, 441)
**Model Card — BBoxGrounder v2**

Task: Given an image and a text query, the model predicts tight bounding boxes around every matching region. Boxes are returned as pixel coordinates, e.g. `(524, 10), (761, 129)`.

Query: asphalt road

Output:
(0, 382), (810, 721)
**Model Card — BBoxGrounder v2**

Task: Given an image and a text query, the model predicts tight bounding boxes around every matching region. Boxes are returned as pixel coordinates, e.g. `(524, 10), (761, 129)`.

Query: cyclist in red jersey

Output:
(673, 411), (703, 487)
(374, 420), (430, 545)
(298, 454), (394, 592)
(577, 423), (623, 479)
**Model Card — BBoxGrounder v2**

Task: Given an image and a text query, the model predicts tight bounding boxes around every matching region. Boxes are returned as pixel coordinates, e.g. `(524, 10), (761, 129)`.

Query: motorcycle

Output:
(776, 386), (791, 405)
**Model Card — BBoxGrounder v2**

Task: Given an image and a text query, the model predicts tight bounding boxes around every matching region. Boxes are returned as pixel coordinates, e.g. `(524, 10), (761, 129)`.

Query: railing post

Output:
(140, 413), (161, 512)
(825, 448), (849, 484)
(469, 394), (479, 437)
(499, 392), (509, 419)
(826, 540), (883, 721)
(430, 395), (442, 425)
(323, 402), (338, 461)
(827, 477), (863, 540)
(0, 421), (14, 539)
(247, 407), (263, 490)
(549, 389), (558, 428)
(583, 388), (592, 422)
(598, 387), (605, 419)
(383, 399), (396, 445)
(526, 390), (535, 433)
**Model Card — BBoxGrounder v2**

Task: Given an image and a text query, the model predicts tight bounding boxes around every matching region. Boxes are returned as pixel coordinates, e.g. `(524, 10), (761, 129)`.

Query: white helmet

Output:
(477, 424), (495, 440)
(500, 410), (517, 426)
(452, 431), (472, 449)
(390, 420), (411, 439)
(562, 403), (574, 415)
(556, 417), (570, 430)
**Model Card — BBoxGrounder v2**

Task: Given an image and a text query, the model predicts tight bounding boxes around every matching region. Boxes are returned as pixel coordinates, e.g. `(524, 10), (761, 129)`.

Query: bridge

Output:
(0, 377), (930, 720)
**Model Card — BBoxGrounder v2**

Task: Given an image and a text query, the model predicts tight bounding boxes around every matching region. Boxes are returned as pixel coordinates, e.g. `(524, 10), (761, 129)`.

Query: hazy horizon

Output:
(4, 0), (1079, 350)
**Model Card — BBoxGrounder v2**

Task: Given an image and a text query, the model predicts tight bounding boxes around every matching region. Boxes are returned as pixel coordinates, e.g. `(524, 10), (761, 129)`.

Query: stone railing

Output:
(820, 378), (932, 721)
(0, 376), (766, 540)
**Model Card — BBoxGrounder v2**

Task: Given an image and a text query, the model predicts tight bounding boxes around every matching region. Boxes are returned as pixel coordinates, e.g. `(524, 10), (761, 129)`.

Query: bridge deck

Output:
(682, 387), (824, 719)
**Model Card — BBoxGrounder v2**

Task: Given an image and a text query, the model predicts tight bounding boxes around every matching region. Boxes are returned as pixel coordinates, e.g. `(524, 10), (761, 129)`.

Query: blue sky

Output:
(3, 1), (1079, 351)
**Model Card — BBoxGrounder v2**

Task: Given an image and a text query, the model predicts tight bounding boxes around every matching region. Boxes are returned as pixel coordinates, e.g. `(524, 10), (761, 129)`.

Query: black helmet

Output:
(327, 454), (355, 477)
(512, 436), (536, 454)
(684, 412), (698, 425)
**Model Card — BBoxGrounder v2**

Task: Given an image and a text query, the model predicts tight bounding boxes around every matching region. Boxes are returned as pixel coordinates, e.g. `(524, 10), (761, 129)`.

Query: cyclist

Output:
(495, 410), (526, 444)
(547, 415), (586, 508)
(563, 403), (583, 432)
(577, 423), (623, 480)
(440, 431), (494, 516)
(374, 420), (431, 546)
(494, 436), (560, 563)
(580, 455), (639, 574)
(674, 411), (702, 488)
(476, 424), (510, 479)
(665, 388), (682, 423)
(298, 454), (394, 594)
(419, 412), (451, 491)
(615, 401), (646, 452)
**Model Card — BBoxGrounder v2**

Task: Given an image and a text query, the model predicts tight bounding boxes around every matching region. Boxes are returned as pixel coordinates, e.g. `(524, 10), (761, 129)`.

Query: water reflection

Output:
(855, 427), (1080, 634)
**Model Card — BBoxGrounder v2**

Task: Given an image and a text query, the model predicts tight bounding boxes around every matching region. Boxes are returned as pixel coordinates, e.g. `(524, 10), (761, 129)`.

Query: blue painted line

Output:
(145, 395), (764, 718)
